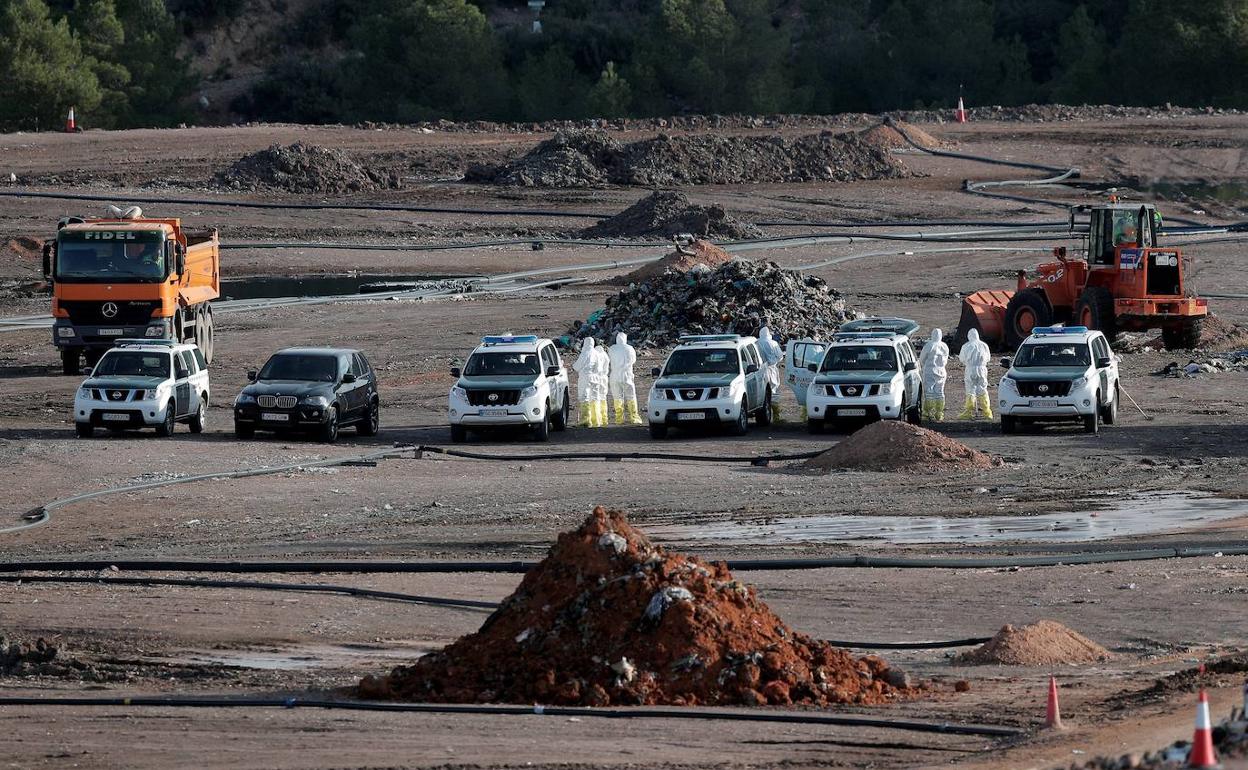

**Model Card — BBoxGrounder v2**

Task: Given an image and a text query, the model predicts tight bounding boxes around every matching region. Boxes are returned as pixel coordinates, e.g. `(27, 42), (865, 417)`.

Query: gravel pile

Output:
(611, 239), (736, 286)
(568, 258), (853, 347)
(468, 129), (907, 188)
(1, 635), (58, 674)
(216, 143), (401, 194)
(580, 191), (762, 240)
(955, 620), (1110, 666)
(805, 421), (1001, 474)
(358, 507), (916, 707)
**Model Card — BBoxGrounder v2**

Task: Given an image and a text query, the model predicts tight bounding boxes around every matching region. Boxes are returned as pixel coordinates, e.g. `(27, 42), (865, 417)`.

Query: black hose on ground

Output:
(0, 695), (1022, 736)
(413, 444), (823, 464)
(826, 637), (992, 650)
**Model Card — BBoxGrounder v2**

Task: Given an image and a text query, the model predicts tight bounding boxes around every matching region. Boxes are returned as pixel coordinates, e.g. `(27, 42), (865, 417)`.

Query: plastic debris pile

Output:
(1156, 353), (1248, 378)
(359, 507), (916, 707)
(805, 421), (1001, 474)
(467, 129), (907, 188)
(216, 143), (402, 194)
(955, 620), (1110, 666)
(580, 191), (762, 240)
(569, 259), (853, 347)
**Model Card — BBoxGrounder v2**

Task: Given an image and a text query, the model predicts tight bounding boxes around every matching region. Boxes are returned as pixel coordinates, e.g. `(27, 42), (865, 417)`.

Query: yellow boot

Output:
(770, 401), (783, 424)
(613, 401), (625, 425)
(625, 399), (644, 425)
(589, 401), (601, 427)
(577, 401), (592, 427)
(799, 406), (808, 422)
(977, 393), (994, 420)
(957, 396), (976, 420)
(596, 400), (609, 427)
(933, 398), (945, 422)
(921, 398), (934, 421)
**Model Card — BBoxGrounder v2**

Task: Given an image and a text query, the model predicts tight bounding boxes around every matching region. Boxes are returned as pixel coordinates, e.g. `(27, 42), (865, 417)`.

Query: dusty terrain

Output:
(1, 114), (1248, 769)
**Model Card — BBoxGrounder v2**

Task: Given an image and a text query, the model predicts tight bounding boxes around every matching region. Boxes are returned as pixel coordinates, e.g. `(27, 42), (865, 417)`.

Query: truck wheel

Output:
(531, 405), (551, 442)
(357, 400), (380, 436)
(75, 422), (93, 438)
(450, 424), (467, 443)
(61, 349), (80, 376)
(1004, 289), (1052, 349)
(1001, 415), (1016, 434)
(729, 399), (749, 436)
(1082, 399), (1100, 434)
(319, 407), (339, 443)
(189, 399), (207, 434)
(1101, 386), (1118, 425)
(551, 391), (569, 431)
(1074, 287), (1118, 343)
(905, 387), (923, 425)
(156, 402), (175, 437)
(202, 305), (215, 364)
(649, 423), (668, 440)
(1162, 319), (1202, 350)
(755, 388), (773, 426)
(234, 421), (254, 439)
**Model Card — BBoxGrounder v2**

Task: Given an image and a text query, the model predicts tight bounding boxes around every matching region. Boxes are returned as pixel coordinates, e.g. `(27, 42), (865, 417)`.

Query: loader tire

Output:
(1003, 289), (1052, 350)
(1162, 318), (1202, 350)
(1074, 287), (1117, 344)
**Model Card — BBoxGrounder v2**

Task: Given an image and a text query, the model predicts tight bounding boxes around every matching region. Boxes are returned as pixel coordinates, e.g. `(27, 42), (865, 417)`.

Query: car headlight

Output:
(878, 380), (894, 395)
(79, 387), (91, 399)
(236, 393), (256, 405)
(519, 385), (538, 399)
(58, 327), (75, 338)
(145, 325), (165, 337)
(451, 386), (467, 400)
(1071, 375), (1088, 390)
(1000, 376), (1018, 393)
(301, 395), (330, 406)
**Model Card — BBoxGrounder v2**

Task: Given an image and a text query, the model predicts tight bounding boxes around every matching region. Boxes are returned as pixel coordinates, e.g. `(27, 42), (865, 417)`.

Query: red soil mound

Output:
(859, 120), (944, 151)
(805, 420), (1000, 473)
(613, 239), (737, 285)
(955, 620), (1111, 666)
(359, 507), (915, 707)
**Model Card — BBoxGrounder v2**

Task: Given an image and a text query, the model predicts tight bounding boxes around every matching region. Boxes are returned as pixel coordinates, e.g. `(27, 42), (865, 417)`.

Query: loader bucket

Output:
(952, 290), (1014, 352)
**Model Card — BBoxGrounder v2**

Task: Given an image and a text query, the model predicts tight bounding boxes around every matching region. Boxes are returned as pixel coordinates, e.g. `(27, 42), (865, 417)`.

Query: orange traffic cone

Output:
(955, 95), (967, 124)
(1187, 688), (1218, 768)
(64, 106), (77, 133)
(1045, 675), (1063, 729)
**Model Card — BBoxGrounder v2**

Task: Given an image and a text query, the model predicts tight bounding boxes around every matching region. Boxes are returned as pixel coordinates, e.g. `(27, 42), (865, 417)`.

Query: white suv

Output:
(73, 339), (210, 438)
(447, 335), (570, 442)
(646, 334), (771, 439)
(998, 326), (1120, 434)
(804, 331), (922, 432)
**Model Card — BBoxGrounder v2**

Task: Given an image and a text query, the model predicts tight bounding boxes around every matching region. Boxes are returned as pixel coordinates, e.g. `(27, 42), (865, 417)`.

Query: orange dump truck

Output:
(43, 208), (219, 374)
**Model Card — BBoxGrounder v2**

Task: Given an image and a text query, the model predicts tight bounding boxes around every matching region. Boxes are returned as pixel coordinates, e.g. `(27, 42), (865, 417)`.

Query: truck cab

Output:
(45, 209), (220, 374)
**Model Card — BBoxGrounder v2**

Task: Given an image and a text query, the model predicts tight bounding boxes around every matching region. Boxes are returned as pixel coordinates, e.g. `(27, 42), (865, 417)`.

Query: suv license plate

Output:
(1028, 399), (1060, 408)
(101, 413), (129, 422)
(838, 408), (867, 417)
(480, 408), (508, 417)
(676, 412), (706, 421)
(261, 412), (289, 421)
(98, 328), (123, 336)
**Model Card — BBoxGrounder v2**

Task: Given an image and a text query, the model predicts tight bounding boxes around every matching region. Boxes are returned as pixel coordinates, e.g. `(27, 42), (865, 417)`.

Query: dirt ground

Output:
(1, 115), (1248, 769)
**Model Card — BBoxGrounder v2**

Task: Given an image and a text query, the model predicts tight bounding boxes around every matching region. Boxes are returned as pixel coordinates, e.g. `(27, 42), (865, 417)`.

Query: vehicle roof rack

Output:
(481, 334), (540, 345)
(832, 331), (898, 340)
(112, 338), (179, 348)
(678, 334), (741, 343)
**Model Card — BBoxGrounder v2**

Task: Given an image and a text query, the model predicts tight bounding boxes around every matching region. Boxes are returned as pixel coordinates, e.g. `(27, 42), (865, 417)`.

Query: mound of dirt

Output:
(955, 620), (1111, 666)
(1, 635), (58, 674)
(805, 421), (1001, 473)
(859, 120), (944, 150)
(469, 129), (908, 188)
(581, 191), (762, 241)
(359, 507), (915, 707)
(569, 258), (853, 347)
(612, 239), (736, 285)
(216, 143), (401, 194)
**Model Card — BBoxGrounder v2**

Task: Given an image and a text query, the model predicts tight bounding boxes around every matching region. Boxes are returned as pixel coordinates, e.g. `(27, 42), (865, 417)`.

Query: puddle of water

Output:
(220, 274), (471, 301)
(162, 642), (434, 671)
(646, 491), (1247, 546)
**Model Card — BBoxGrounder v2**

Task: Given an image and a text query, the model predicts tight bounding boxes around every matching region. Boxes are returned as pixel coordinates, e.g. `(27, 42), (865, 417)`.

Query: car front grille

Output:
(665, 388), (720, 401)
(60, 300), (158, 326)
(102, 388), (135, 402)
(825, 383), (879, 397)
(467, 389), (520, 406)
(1017, 381), (1072, 397)
(258, 395), (298, 409)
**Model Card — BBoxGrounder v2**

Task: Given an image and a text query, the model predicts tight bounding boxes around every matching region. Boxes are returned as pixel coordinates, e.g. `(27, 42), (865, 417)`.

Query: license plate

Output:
(101, 413), (129, 422)
(480, 408), (509, 417)
(98, 328), (123, 336)
(1028, 399), (1060, 408)
(676, 412), (706, 421)
(838, 408), (867, 417)
(261, 412), (289, 421)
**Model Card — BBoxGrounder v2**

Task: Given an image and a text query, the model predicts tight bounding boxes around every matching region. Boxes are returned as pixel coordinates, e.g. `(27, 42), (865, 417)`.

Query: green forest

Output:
(2, 0), (1247, 131)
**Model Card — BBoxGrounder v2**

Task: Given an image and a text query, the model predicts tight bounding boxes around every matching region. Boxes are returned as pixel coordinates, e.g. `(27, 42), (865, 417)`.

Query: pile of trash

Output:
(580, 191), (762, 240)
(359, 507), (916, 707)
(955, 620), (1110, 666)
(805, 421), (1001, 474)
(216, 143), (402, 194)
(568, 258), (853, 347)
(1156, 353), (1248, 378)
(611, 239), (736, 286)
(467, 129), (907, 188)
(0, 635), (58, 674)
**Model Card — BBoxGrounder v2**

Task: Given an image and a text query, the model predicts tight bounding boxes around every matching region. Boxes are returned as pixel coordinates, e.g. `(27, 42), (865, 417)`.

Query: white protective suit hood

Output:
(756, 325), (782, 389)
(918, 328), (949, 398)
(572, 338), (597, 400)
(607, 332), (637, 400)
(959, 328), (991, 396)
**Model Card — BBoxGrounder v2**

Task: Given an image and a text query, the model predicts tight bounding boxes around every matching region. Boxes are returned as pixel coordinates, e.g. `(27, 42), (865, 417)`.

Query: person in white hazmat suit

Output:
(589, 339), (611, 427)
(957, 328), (993, 420)
(608, 332), (643, 425)
(918, 328), (949, 421)
(572, 338), (602, 427)
(757, 325), (784, 423)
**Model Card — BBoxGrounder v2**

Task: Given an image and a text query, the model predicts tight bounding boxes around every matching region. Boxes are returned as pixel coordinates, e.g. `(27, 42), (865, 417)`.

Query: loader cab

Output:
(1088, 205), (1158, 267)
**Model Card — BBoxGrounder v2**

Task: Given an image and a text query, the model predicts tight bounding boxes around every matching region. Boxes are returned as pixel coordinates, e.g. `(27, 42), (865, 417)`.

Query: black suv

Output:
(233, 347), (379, 443)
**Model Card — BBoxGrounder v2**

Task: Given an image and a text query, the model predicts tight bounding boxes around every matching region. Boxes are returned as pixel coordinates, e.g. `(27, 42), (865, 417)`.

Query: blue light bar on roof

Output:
(1031, 326), (1088, 335)
(482, 334), (539, 344)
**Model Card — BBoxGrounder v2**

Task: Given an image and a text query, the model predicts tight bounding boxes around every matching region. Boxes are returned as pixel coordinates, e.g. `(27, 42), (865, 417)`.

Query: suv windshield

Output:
(663, 348), (740, 375)
(820, 345), (897, 372)
(259, 353), (339, 382)
(94, 351), (171, 378)
(465, 351), (540, 376)
(56, 231), (167, 282)
(1014, 342), (1092, 367)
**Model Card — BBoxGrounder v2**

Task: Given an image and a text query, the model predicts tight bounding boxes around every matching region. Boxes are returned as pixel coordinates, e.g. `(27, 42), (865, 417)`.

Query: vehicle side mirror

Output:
(651, 367), (661, 377)
(342, 373), (357, 384)
(174, 250), (185, 276)
(246, 370), (257, 381)
(807, 363), (818, 372)
(450, 367), (462, 378)
(1096, 356), (1112, 369)
(745, 364), (759, 375)
(42, 242), (53, 277)
(903, 361), (916, 372)
(545, 365), (559, 377)
(1000, 357), (1012, 368)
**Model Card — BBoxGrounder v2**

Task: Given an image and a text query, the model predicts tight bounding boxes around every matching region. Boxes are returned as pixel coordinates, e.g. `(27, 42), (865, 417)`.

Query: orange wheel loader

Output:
(954, 203), (1207, 351)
